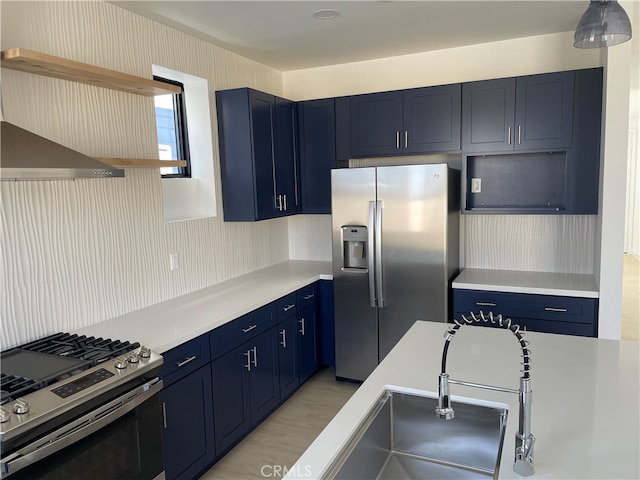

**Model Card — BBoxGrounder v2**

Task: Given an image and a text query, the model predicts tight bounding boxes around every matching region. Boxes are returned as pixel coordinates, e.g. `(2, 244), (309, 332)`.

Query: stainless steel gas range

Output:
(0, 333), (164, 479)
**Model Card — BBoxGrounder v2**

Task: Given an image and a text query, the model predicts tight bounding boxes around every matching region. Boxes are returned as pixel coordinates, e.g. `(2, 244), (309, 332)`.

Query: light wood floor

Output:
(200, 367), (358, 480)
(622, 254), (639, 341)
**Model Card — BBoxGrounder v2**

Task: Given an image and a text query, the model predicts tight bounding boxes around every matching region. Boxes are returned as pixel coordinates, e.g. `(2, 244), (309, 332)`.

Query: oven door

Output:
(1, 378), (164, 480)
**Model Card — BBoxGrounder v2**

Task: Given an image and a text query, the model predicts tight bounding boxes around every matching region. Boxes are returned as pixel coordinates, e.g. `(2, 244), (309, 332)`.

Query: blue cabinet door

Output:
(211, 342), (252, 455)
(349, 91), (404, 157)
(462, 78), (516, 153)
(404, 84), (461, 153)
(297, 306), (319, 384)
(515, 71), (574, 151)
(248, 327), (280, 424)
(161, 364), (215, 480)
(278, 315), (299, 400)
(297, 99), (336, 214)
(274, 97), (299, 216)
(462, 72), (574, 154)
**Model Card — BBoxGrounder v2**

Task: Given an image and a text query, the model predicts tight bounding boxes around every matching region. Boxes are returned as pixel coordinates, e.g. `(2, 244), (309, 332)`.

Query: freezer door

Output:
(376, 164), (449, 361)
(332, 167), (378, 381)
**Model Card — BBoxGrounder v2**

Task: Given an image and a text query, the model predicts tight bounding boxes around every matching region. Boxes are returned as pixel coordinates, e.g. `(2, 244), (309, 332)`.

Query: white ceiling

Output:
(112, 1), (590, 71)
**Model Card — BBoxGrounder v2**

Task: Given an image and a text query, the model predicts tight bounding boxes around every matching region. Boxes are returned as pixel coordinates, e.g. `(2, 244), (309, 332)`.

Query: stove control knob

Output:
(114, 358), (128, 369)
(0, 407), (11, 422)
(13, 399), (30, 415)
(127, 354), (139, 364)
(139, 346), (151, 358)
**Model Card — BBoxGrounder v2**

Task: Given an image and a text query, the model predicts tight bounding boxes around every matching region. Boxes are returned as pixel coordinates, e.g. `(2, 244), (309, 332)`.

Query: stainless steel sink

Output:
(325, 387), (509, 480)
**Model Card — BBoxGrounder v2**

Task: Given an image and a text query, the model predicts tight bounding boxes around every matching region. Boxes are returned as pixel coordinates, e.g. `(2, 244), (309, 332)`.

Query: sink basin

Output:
(325, 387), (508, 480)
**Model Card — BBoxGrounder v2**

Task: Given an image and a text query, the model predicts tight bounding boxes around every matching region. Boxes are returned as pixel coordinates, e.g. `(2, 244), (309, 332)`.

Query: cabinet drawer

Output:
(160, 334), (210, 387)
(210, 303), (276, 358)
(454, 289), (597, 324)
(454, 311), (595, 337)
(276, 293), (298, 321)
(296, 283), (317, 311)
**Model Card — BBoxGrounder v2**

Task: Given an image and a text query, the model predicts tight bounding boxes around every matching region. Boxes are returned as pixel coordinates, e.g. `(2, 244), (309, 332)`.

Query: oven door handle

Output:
(0, 378), (163, 478)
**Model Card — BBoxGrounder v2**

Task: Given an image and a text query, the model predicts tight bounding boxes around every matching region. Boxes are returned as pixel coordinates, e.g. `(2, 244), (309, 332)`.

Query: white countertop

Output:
(452, 268), (599, 298)
(287, 321), (639, 479)
(75, 260), (332, 353)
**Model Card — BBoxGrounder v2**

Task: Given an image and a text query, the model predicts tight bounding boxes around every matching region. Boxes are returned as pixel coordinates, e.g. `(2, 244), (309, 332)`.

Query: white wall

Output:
(0, 1), (289, 349)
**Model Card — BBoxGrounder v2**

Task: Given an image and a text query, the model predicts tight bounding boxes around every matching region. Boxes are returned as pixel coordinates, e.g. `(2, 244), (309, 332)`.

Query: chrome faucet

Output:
(436, 311), (536, 477)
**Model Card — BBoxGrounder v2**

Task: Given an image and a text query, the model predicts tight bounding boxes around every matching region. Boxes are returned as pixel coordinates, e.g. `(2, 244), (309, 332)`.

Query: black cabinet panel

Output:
(248, 327), (280, 424)
(297, 306), (319, 384)
(274, 97), (299, 216)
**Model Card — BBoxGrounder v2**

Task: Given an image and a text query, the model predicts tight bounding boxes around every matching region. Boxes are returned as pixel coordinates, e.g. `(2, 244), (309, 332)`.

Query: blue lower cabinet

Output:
(453, 289), (598, 337)
(318, 280), (335, 366)
(160, 364), (215, 480)
(297, 306), (319, 384)
(278, 315), (299, 400)
(211, 326), (280, 456)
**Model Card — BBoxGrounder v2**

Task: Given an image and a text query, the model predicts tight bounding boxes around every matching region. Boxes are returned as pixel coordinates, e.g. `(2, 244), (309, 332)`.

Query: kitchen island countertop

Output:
(286, 320), (639, 479)
(75, 260), (332, 353)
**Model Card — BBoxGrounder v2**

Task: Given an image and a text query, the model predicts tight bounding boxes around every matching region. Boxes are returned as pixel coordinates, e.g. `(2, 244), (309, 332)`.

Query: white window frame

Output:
(153, 65), (217, 222)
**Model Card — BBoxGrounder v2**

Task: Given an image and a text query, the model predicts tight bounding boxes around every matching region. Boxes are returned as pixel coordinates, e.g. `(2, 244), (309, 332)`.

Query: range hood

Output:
(0, 121), (125, 180)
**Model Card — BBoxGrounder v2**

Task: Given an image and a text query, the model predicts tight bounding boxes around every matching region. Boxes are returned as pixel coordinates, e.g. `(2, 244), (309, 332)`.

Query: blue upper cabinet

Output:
(297, 98), (336, 214)
(216, 88), (298, 221)
(462, 71), (574, 154)
(461, 69), (602, 214)
(403, 84), (461, 154)
(349, 84), (461, 157)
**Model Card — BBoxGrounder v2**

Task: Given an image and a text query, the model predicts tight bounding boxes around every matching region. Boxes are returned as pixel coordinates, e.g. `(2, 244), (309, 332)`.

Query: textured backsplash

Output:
(0, 1), (288, 349)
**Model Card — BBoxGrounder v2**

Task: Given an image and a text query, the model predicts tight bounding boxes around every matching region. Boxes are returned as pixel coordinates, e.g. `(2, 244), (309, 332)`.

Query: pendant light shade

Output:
(574, 0), (632, 48)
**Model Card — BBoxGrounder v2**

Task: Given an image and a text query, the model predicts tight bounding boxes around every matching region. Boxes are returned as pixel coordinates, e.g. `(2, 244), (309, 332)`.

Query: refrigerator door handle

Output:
(375, 200), (384, 308)
(368, 201), (377, 308)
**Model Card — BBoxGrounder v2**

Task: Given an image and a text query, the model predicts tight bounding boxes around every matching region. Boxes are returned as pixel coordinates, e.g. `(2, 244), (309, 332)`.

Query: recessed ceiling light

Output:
(313, 9), (340, 20)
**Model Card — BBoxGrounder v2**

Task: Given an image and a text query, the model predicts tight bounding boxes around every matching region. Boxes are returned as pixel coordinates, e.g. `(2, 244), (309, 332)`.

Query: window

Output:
(154, 76), (191, 177)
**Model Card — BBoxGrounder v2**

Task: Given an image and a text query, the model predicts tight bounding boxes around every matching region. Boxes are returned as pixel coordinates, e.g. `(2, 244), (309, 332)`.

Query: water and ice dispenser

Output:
(342, 225), (368, 270)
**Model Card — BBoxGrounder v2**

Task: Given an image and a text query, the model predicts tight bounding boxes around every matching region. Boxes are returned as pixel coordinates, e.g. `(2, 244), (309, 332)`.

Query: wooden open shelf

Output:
(98, 158), (187, 168)
(1, 48), (181, 96)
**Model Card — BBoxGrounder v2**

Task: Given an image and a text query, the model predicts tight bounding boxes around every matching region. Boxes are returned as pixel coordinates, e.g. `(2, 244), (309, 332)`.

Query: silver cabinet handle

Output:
(508, 126), (512, 145)
(476, 302), (497, 307)
(283, 194), (287, 211)
(404, 130), (408, 148)
(303, 294), (314, 300)
(242, 324), (257, 333)
(545, 307), (568, 312)
(162, 401), (168, 429)
(299, 317), (306, 336)
(518, 125), (522, 144)
(283, 304), (296, 312)
(252, 346), (258, 367)
(280, 329), (287, 348)
(396, 131), (400, 149)
(176, 355), (197, 367)
(368, 201), (376, 308)
(244, 350), (252, 371)
(375, 200), (384, 308)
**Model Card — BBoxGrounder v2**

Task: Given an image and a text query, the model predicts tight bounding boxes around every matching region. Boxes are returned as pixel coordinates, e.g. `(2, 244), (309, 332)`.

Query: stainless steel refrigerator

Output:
(332, 164), (460, 381)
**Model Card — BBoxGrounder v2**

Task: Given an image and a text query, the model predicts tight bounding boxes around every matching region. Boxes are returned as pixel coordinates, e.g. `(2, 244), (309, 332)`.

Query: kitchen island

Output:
(286, 320), (639, 479)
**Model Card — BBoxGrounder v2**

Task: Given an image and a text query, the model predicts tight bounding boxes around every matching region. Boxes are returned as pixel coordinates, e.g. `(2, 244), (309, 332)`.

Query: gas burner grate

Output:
(0, 333), (140, 404)
(22, 333), (140, 363)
